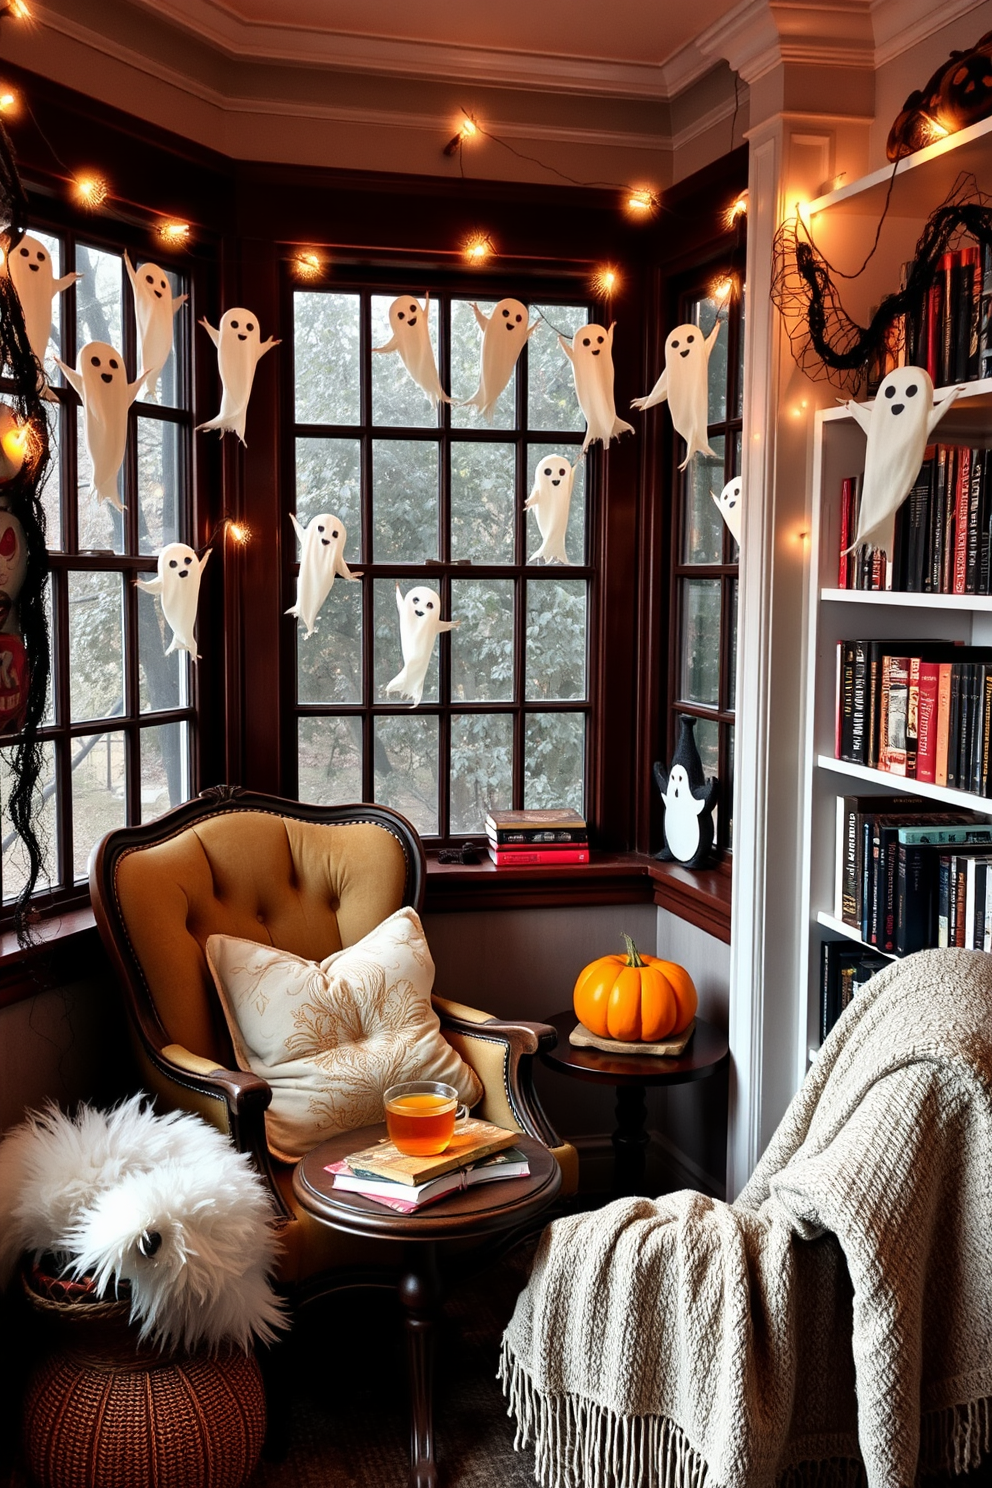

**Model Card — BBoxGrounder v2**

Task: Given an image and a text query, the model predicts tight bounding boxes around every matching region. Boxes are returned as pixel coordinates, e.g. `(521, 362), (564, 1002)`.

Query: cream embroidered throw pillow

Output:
(205, 907), (483, 1162)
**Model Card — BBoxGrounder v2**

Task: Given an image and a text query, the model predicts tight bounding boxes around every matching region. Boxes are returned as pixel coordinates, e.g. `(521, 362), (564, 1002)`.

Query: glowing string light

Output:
(226, 520), (250, 546)
(592, 265), (620, 298)
(157, 220), (190, 247)
(443, 113), (478, 156)
(463, 231), (494, 264)
(625, 188), (659, 216)
(722, 190), (749, 231)
(292, 249), (324, 282)
(0, 89), (17, 114)
(73, 174), (109, 210)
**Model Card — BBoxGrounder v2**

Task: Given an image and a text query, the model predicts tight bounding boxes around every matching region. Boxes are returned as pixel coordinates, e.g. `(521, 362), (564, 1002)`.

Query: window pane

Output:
(449, 299), (516, 430)
(735, 286), (746, 420)
(524, 712), (584, 813)
(136, 416), (182, 554)
(689, 294), (727, 426)
(727, 725), (735, 848)
(683, 434), (725, 565)
(374, 714), (438, 835)
(526, 578), (587, 700)
(372, 439), (438, 562)
(76, 245), (123, 362)
(450, 579), (513, 701)
(680, 579), (721, 706)
(72, 729), (126, 880)
(138, 583), (187, 713)
(450, 442), (515, 562)
(526, 444), (585, 564)
(294, 292), (360, 426)
(297, 579), (362, 704)
(69, 570), (124, 722)
(40, 402), (62, 550)
(728, 577), (738, 707)
(374, 578), (442, 705)
(140, 720), (189, 821)
(298, 714), (363, 804)
(528, 305), (586, 433)
(76, 405), (125, 553)
(371, 293), (440, 429)
(42, 576), (55, 725)
(450, 712), (513, 834)
(1, 740), (56, 902)
(295, 438), (361, 554)
(136, 264), (183, 408)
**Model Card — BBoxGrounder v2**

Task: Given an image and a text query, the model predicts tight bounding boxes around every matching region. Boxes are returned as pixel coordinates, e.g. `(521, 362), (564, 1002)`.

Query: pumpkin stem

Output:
(622, 933), (645, 968)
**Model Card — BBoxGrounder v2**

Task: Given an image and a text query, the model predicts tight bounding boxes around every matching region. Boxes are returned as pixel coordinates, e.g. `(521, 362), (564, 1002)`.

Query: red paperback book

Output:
(487, 846), (590, 866)
(916, 661), (941, 784)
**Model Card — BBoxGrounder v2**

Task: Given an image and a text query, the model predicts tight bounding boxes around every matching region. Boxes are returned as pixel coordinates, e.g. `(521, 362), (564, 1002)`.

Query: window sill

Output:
(0, 905), (103, 1010)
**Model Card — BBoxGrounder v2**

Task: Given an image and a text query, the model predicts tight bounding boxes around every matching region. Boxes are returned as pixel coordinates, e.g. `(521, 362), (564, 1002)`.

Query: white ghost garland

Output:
(136, 543), (211, 660)
(558, 322), (633, 453)
(525, 454), (576, 565)
(385, 584), (457, 707)
(55, 341), (143, 512)
(372, 294), (450, 409)
(712, 475), (742, 547)
(460, 298), (537, 422)
(124, 252), (187, 401)
(197, 308), (279, 445)
(7, 233), (79, 397)
(632, 319), (721, 469)
(843, 367), (964, 559)
(286, 512), (361, 638)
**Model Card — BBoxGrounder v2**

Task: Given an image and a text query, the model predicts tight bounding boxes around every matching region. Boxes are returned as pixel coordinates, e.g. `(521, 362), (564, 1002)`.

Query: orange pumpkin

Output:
(573, 936), (698, 1042)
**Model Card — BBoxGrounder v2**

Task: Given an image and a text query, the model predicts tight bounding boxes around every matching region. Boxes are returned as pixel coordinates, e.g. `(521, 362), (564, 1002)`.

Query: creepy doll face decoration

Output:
(55, 341), (143, 511)
(461, 298), (537, 422)
(558, 322), (634, 452)
(135, 543), (211, 660)
(0, 504), (28, 635)
(372, 293), (451, 409)
(631, 319), (722, 469)
(124, 252), (187, 402)
(196, 308), (279, 445)
(286, 511), (361, 638)
(384, 584), (457, 707)
(525, 454), (576, 565)
(712, 475), (742, 547)
(7, 234), (79, 395)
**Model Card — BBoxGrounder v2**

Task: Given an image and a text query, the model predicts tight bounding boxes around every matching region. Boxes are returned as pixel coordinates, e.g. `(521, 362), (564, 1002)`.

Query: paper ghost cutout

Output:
(0, 504), (28, 635)
(653, 716), (718, 869)
(55, 341), (143, 512)
(525, 454), (576, 564)
(843, 367), (965, 559)
(632, 320), (721, 469)
(124, 251), (187, 401)
(136, 543), (211, 660)
(372, 293), (450, 409)
(385, 583), (457, 707)
(558, 322), (633, 453)
(8, 233), (79, 397)
(286, 511), (361, 638)
(460, 298), (537, 422)
(712, 475), (742, 547)
(197, 308), (279, 445)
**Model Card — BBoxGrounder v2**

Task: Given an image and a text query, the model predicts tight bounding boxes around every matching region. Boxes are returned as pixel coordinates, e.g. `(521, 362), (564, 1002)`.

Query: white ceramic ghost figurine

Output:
(525, 454), (576, 565)
(712, 475), (742, 547)
(385, 584), (457, 707)
(461, 298), (537, 422)
(286, 512), (361, 638)
(136, 543), (211, 660)
(197, 308), (279, 445)
(372, 294), (450, 409)
(7, 234), (79, 396)
(124, 252), (187, 401)
(632, 320), (721, 469)
(55, 342), (143, 512)
(844, 367), (965, 559)
(558, 322), (633, 453)
(659, 765), (710, 862)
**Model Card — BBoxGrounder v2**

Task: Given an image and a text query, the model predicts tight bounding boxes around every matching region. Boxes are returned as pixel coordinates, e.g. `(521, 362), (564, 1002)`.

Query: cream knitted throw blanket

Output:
(501, 949), (992, 1488)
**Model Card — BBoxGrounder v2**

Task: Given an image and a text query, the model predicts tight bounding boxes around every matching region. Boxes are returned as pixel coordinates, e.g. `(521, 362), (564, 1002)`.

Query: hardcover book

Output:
(326, 1147), (531, 1212)
(342, 1119), (520, 1186)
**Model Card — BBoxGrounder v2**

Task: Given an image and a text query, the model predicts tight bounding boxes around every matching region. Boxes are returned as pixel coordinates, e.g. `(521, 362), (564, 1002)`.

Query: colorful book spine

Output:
(487, 847), (590, 866)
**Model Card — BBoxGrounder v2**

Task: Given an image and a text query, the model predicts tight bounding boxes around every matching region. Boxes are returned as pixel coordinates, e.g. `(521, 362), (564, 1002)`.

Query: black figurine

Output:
(653, 715), (718, 869)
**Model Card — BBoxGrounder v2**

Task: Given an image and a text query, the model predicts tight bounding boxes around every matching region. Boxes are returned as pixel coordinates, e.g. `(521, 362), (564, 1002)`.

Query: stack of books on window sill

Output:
(325, 1121), (528, 1213)
(485, 808), (589, 867)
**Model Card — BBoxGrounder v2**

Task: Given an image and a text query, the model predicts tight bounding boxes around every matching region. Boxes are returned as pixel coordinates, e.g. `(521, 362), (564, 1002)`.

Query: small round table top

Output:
(540, 1011), (730, 1087)
(292, 1125), (561, 1243)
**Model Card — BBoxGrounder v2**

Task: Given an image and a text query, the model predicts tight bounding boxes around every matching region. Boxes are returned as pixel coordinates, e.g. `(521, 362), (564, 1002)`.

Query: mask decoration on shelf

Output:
(558, 322), (634, 452)
(372, 293), (451, 409)
(55, 341), (143, 512)
(385, 583), (457, 707)
(632, 320), (722, 469)
(136, 544), (211, 661)
(286, 512), (361, 638)
(887, 30), (992, 161)
(460, 298), (537, 422)
(844, 367), (963, 558)
(653, 715), (718, 870)
(124, 251), (187, 401)
(6, 233), (79, 398)
(197, 308), (279, 445)
(525, 454), (576, 565)
(712, 475), (742, 547)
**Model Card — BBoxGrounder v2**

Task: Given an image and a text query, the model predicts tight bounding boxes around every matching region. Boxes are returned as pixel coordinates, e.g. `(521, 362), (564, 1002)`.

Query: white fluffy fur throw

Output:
(0, 1096), (285, 1353)
(501, 949), (992, 1488)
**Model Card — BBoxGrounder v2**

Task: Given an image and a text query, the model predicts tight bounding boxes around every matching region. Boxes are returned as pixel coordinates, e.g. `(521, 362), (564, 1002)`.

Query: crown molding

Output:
(697, 0), (875, 83)
(870, 0), (987, 68)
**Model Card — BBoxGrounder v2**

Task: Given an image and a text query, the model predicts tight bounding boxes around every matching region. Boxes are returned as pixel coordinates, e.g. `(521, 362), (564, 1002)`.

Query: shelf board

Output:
(816, 911), (897, 960)
(820, 588), (992, 610)
(816, 754), (992, 812)
(809, 115), (992, 219)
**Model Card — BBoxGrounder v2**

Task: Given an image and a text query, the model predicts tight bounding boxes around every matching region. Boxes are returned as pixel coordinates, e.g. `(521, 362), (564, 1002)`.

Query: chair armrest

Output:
(155, 1042), (271, 1156)
(432, 997), (561, 1149)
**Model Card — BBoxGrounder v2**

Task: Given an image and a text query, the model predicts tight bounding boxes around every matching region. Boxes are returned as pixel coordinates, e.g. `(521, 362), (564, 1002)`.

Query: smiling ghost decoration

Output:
(712, 475), (742, 547)
(286, 512), (361, 638)
(558, 322), (633, 453)
(525, 454), (576, 565)
(136, 543), (211, 660)
(7, 234), (79, 398)
(197, 309), (279, 445)
(632, 320), (721, 469)
(372, 293), (450, 409)
(124, 252), (187, 402)
(461, 298), (537, 422)
(843, 367), (964, 559)
(385, 584), (457, 707)
(55, 342), (143, 512)
(653, 715), (718, 869)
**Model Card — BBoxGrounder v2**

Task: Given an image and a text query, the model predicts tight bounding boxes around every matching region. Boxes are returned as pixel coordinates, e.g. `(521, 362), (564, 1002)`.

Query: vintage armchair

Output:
(88, 787), (577, 1301)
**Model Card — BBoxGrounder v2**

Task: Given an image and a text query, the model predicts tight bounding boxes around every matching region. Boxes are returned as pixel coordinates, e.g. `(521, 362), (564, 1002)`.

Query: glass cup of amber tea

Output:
(384, 1081), (468, 1156)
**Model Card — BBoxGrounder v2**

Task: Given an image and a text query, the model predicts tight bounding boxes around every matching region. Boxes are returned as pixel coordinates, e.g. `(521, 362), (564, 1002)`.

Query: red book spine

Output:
(916, 662), (940, 784)
(487, 847), (590, 866)
(839, 477), (853, 588)
(926, 278), (944, 384)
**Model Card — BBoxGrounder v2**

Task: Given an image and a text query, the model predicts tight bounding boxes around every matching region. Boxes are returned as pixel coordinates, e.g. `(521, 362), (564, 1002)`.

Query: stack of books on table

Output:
(485, 808), (589, 867)
(326, 1119), (529, 1213)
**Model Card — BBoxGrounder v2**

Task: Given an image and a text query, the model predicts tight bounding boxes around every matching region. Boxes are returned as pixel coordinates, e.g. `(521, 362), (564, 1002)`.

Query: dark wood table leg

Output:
(612, 1083), (649, 1196)
(398, 1243), (441, 1488)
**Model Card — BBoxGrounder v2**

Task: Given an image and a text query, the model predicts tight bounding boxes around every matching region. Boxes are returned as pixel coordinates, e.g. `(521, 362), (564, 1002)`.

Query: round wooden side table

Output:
(540, 1011), (730, 1196)
(293, 1125), (561, 1488)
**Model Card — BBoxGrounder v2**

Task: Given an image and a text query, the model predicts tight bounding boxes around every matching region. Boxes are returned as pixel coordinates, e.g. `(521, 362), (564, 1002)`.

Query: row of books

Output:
(819, 941), (888, 1041)
(328, 1120), (528, 1213)
(836, 640), (992, 794)
(486, 808), (589, 867)
(837, 445), (992, 596)
(867, 243), (992, 394)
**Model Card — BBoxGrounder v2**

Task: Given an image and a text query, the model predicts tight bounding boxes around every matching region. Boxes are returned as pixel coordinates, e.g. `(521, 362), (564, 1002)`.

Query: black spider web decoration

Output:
(771, 173), (992, 393)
